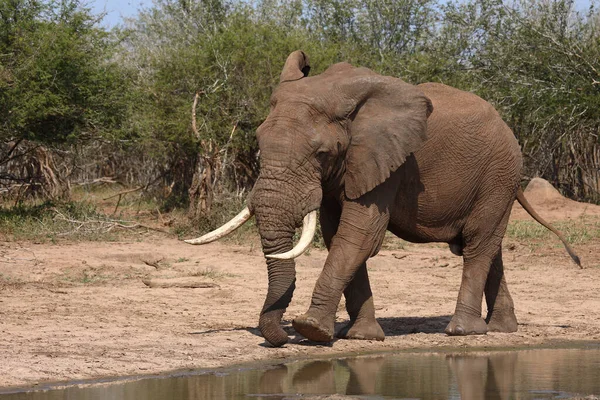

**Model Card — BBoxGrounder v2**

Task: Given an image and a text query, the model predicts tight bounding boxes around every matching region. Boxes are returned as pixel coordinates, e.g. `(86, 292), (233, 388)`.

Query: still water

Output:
(2, 346), (600, 400)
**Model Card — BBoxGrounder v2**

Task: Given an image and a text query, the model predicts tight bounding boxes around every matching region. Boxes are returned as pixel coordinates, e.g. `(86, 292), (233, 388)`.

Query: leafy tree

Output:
(0, 0), (130, 197)
(438, 0), (600, 200)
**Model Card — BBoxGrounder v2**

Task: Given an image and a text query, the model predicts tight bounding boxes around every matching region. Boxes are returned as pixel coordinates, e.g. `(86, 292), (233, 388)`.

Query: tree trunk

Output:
(188, 154), (214, 219)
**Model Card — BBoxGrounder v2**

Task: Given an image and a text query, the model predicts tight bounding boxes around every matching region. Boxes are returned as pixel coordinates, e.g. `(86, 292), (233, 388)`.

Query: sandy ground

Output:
(1, 179), (599, 389)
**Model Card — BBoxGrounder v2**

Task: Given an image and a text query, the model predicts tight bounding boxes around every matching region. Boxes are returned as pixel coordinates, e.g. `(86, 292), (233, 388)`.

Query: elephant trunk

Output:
(257, 217), (296, 347)
(258, 234), (296, 347)
(266, 211), (317, 260)
(250, 169), (322, 346)
(251, 177), (298, 346)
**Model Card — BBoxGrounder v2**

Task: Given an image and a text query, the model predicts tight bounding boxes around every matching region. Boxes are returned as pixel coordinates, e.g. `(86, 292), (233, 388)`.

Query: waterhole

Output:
(2, 346), (599, 399)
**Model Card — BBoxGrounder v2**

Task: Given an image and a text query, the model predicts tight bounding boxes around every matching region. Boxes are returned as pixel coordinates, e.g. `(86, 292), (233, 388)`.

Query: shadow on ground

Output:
(207, 315), (452, 347)
(376, 315), (452, 336)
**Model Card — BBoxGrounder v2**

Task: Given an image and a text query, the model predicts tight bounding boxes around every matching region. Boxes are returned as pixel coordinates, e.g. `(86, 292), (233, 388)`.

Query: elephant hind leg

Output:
(445, 250), (490, 336)
(337, 262), (384, 341)
(485, 249), (518, 332)
(446, 200), (513, 336)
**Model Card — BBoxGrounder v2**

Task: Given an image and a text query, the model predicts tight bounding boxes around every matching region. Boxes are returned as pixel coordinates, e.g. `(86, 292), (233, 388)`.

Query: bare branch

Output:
(191, 91), (202, 140)
(103, 186), (144, 200)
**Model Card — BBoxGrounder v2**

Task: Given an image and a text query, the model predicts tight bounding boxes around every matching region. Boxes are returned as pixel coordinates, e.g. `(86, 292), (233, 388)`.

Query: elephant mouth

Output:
(264, 211), (317, 259)
(185, 207), (318, 260)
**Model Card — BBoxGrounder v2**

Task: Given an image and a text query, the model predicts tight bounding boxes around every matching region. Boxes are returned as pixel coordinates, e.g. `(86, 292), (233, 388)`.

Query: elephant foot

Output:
(486, 308), (518, 333)
(293, 313), (335, 343)
(337, 318), (385, 341)
(445, 314), (488, 336)
(259, 311), (289, 347)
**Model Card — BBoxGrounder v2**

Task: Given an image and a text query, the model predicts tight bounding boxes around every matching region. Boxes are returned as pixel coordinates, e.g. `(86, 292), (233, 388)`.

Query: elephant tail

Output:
(515, 188), (582, 268)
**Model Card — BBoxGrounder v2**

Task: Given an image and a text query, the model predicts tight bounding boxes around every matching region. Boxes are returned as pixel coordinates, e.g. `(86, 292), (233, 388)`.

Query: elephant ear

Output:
(341, 73), (433, 200)
(280, 51), (311, 83)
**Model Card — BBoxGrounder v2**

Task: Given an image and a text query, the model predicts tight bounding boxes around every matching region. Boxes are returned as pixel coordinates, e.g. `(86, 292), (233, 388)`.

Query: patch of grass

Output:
(0, 201), (99, 242)
(175, 257), (189, 263)
(506, 217), (600, 245)
(59, 267), (111, 285)
(0, 200), (156, 242)
(0, 273), (25, 288)
(191, 267), (238, 279)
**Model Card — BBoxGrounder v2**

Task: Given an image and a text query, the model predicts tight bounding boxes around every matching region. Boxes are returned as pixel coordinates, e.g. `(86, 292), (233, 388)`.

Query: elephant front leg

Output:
(485, 249), (518, 332)
(293, 199), (390, 343)
(318, 200), (384, 341)
(337, 263), (384, 341)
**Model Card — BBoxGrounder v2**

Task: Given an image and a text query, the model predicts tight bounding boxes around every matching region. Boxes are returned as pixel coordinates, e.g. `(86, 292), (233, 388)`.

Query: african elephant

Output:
(186, 50), (580, 347)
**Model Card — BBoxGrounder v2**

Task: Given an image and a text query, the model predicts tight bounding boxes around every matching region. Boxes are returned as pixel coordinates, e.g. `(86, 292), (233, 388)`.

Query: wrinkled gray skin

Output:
(248, 50), (578, 347)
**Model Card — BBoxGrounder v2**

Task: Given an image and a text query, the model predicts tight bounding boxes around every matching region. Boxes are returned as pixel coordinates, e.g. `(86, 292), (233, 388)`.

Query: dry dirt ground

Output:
(1, 179), (599, 389)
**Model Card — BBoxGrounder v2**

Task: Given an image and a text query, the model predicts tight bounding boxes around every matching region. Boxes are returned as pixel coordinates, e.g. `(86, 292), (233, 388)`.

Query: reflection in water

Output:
(447, 352), (518, 400)
(2, 347), (600, 400)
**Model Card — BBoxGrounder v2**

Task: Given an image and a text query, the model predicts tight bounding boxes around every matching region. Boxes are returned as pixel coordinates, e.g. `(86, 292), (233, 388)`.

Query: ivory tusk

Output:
(265, 211), (317, 260)
(184, 207), (252, 245)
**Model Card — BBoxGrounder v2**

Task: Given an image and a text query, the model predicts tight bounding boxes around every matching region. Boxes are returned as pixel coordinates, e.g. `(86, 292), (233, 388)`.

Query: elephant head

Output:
(186, 51), (432, 346)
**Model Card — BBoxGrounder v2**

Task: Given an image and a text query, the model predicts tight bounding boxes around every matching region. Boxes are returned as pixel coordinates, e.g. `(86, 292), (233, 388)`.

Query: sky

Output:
(91, 0), (148, 27)
(91, 0), (594, 28)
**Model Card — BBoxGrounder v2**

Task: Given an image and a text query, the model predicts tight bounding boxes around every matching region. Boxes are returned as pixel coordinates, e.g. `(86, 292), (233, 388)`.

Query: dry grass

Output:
(506, 216), (600, 245)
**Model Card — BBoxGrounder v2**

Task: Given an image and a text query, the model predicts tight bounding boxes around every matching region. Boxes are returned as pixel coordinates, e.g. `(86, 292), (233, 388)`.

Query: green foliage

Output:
(0, 0), (131, 145)
(435, 0), (600, 200)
